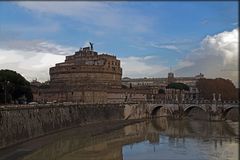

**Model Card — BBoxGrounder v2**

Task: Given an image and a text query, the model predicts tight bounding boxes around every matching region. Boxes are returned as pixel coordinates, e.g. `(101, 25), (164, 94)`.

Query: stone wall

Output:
(0, 104), (124, 149)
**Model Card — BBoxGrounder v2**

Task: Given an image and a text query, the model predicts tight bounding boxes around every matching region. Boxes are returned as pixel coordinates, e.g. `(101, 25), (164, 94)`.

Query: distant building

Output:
(122, 73), (205, 101)
(167, 72), (175, 84)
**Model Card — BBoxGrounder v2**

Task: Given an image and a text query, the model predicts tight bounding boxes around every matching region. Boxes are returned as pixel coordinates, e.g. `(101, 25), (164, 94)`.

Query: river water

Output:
(0, 118), (238, 160)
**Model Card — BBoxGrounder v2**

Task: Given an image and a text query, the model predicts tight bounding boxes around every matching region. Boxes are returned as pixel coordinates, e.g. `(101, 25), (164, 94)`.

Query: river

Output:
(0, 118), (238, 160)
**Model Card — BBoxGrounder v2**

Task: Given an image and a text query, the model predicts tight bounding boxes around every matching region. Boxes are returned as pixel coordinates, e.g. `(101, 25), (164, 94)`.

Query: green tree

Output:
(158, 88), (165, 94)
(166, 82), (190, 91)
(0, 69), (33, 104)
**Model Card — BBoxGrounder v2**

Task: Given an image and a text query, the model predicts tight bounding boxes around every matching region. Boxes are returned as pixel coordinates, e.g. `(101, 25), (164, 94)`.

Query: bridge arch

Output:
(150, 106), (172, 117)
(222, 107), (239, 121)
(184, 106), (206, 114)
(184, 106), (208, 120)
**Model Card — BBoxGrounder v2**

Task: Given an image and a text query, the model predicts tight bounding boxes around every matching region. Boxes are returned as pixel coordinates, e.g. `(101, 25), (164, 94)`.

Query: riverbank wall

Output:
(0, 104), (125, 149)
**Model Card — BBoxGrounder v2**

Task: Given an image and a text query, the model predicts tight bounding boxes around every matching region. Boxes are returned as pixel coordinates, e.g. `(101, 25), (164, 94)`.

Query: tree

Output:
(166, 83), (190, 91)
(166, 83), (189, 103)
(0, 69), (33, 104)
(158, 88), (165, 94)
(196, 78), (238, 100)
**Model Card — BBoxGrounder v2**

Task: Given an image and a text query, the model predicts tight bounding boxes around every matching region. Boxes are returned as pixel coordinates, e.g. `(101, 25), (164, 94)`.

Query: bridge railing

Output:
(1, 99), (238, 109)
(145, 99), (239, 105)
(223, 100), (239, 104)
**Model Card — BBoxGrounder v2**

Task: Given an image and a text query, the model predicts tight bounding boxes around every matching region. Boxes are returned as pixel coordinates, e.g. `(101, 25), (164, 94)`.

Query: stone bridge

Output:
(124, 101), (239, 121)
(0, 101), (238, 149)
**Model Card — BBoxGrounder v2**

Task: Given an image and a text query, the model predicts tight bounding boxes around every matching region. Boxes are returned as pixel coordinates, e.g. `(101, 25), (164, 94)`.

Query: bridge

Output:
(1, 100), (239, 121)
(0, 101), (238, 149)
(124, 100), (239, 121)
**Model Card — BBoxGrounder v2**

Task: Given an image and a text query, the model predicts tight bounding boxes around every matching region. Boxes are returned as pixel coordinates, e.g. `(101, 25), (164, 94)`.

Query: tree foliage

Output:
(0, 69), (33, 104)
(158, 89), (165, 94)
(196, 78), (238, 100)
(166, 82), (190, 91)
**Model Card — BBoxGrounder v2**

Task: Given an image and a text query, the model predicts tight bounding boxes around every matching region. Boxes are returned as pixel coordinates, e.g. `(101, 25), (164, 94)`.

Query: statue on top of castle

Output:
(89, 42), (94, 51)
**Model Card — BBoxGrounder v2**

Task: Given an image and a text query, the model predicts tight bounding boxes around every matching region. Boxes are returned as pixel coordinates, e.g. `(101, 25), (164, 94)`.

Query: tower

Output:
(168, 72), (175, 84)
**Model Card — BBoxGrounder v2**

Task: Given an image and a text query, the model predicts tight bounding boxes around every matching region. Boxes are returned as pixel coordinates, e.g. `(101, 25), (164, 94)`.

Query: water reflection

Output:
(0, 119), (238, 160)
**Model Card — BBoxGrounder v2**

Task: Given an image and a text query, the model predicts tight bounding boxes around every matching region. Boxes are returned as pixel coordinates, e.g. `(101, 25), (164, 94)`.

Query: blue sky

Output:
(0, 1), (238, 85)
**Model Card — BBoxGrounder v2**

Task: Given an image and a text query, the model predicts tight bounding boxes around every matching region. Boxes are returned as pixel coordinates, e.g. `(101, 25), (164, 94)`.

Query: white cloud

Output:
(200, 28), (238, 65)
(1, 40), (76, 56)
(0, 41), (73, 82)
(37, 42), (75, 55)
(16, 2), (152, 32)
(160, 45), (179, 51)
(120, 56), (169, 78)
(150, 42), (180, 52)
(143, 56), (156, 60)
(175, 28), (239, 87)
(175, 60), (194, 69)
(0, 50), (25, 63)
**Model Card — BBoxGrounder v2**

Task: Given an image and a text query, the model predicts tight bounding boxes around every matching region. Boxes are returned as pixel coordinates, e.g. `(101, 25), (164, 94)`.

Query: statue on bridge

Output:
(181, 93), (185, 102)
(218, 94), (221, 101)
(175, 94), (178, 102)
(213, 93), (216, 101)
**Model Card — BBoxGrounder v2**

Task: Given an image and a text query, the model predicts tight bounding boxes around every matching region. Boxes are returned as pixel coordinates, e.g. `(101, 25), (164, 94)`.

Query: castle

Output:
(31, 45), (148, 103)
(31, 44), (203, 103)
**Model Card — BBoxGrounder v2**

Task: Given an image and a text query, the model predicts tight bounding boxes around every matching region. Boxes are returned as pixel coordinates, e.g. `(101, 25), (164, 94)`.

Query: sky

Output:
(0, 1), (239, 86)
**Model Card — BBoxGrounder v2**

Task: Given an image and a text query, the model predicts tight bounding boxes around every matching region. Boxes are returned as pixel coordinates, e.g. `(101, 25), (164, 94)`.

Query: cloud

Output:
(175, 28), (239, 86)
(201, 19), (208, 25)
(1, 40), (76, 56)
(36, 42), (75, 55)
(0, 41), (75, 82)
(150, 42), (181, 52)
(120, 56), (169, 78)
(16, 2), (152, 33)
(0, 22), (60, 42)
(175, 60), (194, 69)
(143, 56), (156, 60)
(200, 28), (238, 65)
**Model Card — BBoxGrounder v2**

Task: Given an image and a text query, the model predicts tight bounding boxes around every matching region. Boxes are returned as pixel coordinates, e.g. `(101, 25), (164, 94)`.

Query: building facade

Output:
(122, 73), (205, 101)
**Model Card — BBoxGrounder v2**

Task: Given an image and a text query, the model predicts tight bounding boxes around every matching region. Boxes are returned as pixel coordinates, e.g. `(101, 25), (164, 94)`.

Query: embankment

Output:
(0, 104), (125, 149)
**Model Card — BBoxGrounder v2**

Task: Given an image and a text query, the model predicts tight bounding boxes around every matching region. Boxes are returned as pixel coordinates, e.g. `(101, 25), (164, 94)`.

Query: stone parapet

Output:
(0, 104), (124, 149)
